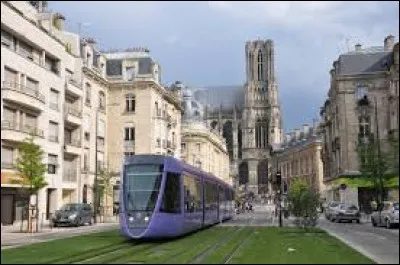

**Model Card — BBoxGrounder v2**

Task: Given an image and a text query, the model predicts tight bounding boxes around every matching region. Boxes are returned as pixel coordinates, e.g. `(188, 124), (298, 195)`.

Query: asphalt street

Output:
(317, 218), (399, 264)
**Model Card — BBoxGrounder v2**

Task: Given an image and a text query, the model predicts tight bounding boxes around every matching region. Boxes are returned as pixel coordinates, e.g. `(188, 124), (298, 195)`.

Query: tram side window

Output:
(183, 174), (202, 213)
(205, 182), (212, 211)
(160, 172), (181, 213)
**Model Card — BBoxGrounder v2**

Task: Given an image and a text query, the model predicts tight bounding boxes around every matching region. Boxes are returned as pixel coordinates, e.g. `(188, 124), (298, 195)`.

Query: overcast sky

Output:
(50, 1), (399, 132)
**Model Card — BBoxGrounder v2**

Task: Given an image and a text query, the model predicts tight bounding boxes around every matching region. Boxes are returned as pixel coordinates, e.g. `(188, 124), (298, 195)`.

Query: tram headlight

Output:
(144, 216), (149, 222)
(129, 216), (134, 222)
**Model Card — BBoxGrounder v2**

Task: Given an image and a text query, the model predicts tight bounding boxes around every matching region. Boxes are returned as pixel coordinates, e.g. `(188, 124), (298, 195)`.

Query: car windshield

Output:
(59, 204), (81, 211)
(394, 203), (399, 210)
(341, 204), (358, 210)
(330, 202), (340, 207)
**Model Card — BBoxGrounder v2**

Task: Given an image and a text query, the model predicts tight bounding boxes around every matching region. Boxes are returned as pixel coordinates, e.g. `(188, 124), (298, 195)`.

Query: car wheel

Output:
(335, 218), (340, 223)
(89, 217), (93, 226)
(75, 218), (81, 227)
(356, 219), (360, 224)
(386, 219), (392, 229)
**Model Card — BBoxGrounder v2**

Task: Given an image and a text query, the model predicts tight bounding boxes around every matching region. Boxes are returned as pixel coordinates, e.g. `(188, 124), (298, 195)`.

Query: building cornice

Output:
(82, 66), (109, 88)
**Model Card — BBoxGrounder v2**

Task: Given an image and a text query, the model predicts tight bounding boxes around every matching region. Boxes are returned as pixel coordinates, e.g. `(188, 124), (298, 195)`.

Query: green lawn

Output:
(1, 227), (375, 264)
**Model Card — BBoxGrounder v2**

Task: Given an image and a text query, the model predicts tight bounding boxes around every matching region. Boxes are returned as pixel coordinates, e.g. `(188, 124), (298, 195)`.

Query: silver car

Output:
(325, 201), (341, 221)
(371, 201), (399, 229)
(330, 204), (361, 223)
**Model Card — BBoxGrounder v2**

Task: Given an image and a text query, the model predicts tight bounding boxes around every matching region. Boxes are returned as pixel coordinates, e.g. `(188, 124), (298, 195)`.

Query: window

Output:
(355, 85), (368, 100)
(257, 50), (264, 81)
(255, 119), (268, 148)
(358, 116), (370, 138)
(3, 107), (16, 125)
(83, 149), (89, 171)
(99, 91), (106, 110)
(155, 102), (159, 116)
(48, 154), (57, 174)
(1, 146), (14, 168)
(1, 29), (13, 48)
(181, 143), (186, 152)
(197, 143), (201, 152)
(124, 127), (135, 141)
(85, 83), (91, 105)
(45, 56), (59, 74)
(124, 152), (135, 157)
(49, 121), (59, 142)
(24, 114), (37, 131)
(172, 132), (175, 146)
(126, 94), (135, 112)
(18, 40), (33, 60)
(160, 172), (181, 213)
(84, 132), (90, 141)
(156, 138), (161, 147)
(184, 174), (202, 213)
(50, 89), (59, 110)
(126, 66), (136, 81)
(4, 67), (18, 84)
(26, 77), (38, 91)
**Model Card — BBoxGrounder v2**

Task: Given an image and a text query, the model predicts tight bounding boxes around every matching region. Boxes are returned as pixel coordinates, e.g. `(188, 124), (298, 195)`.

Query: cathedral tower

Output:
(240, 39), (283, 196)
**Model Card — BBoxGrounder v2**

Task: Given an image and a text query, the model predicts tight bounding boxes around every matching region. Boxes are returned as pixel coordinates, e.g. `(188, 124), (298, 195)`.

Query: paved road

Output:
(318, 218), (399, 264)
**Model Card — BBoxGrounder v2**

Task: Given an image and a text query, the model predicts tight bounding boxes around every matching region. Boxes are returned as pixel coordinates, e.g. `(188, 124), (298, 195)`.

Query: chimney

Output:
(302, 124), (310, 136)
(384, 35), (395, 51)
(355, 43), (362, 52)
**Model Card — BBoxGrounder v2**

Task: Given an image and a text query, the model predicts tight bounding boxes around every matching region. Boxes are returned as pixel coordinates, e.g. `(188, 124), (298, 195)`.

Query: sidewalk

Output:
(1, 222), (119, 249)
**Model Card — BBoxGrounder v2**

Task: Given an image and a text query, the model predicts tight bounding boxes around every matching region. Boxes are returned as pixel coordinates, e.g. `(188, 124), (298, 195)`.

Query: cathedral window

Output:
(257, 50), (264, 81)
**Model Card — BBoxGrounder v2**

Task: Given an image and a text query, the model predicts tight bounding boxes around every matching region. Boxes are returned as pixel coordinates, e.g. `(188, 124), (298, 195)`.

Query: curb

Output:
(321, 228), (382, 264)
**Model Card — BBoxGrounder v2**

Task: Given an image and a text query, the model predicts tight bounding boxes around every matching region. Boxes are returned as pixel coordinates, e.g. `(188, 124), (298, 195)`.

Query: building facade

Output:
(272, 123), (325, 197)
(179, 84), (231, 185)
(193, 39), (283, 197)
(319, 36), (399, 210)
(103, 49), (182, 175)
(1, 1), (107, 225)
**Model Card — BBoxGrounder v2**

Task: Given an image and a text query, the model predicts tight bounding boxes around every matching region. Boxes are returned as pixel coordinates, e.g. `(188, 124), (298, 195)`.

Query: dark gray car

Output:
(52, 203), (93, 227)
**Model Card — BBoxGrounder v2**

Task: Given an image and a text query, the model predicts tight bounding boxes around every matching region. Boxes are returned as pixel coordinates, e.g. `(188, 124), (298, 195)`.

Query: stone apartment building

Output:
(271, 122), (325, 198)
(1, 1), (108, 225)
(1, 1), (184, 226)
(178, 83), (231, 185)
(103, 49), (182, 175)
(319, 35), (399, 210)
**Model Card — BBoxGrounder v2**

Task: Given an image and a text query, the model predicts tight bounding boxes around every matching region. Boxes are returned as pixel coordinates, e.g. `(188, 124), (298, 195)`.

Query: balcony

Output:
(64, 138), (81, 155)
(2, 81), (45, 111)
(65, 77), (82, 96)
(124, 141), (135, 152)
(64, 104), (82, 126)
(1, 120), (44, 142)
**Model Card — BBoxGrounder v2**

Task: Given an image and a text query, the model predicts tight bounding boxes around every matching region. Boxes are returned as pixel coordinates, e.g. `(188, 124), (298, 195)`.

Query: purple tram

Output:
(119, 154), (235, 239)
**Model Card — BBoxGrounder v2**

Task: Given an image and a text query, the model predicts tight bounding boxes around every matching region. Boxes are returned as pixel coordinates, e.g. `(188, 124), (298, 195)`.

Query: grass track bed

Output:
(1, 227), (375, 264)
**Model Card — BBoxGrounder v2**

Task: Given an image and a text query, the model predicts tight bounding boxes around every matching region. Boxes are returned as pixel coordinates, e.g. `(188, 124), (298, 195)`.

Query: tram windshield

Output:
(124, 164), (163, 211)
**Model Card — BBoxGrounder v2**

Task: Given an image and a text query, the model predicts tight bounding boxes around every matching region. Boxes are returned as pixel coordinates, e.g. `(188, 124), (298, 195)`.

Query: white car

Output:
(330, 204), (361, 223)
(371, 201), (399, 229)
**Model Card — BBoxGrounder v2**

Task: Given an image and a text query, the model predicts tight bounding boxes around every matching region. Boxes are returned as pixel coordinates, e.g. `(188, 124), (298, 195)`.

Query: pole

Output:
(374, 97), (384, 205)
(94, 110), (98, 224)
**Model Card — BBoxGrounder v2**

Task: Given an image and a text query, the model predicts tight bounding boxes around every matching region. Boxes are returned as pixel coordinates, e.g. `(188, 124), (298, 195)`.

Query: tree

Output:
(356, 136), (394, 209)
(97, 165), (118, 218)
(11, 136), (47, 232)
(287, 179), (320, 228)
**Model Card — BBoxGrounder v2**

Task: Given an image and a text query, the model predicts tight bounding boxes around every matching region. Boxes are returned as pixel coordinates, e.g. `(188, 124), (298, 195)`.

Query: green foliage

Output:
(356, 137), (397, 203)
(287, 179), (320, 228)
(12, 137), (47, 195)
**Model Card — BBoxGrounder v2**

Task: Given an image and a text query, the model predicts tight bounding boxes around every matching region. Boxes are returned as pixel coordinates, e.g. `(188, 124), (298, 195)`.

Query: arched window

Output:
(257, 50), (264, 81)
(255, 119), (268, 148)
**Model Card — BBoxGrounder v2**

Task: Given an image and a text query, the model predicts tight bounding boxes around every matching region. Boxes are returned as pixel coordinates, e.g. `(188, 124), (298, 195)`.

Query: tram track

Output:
(48, 241), (131, 264)
(188, 227), (245, 264)
(222, 227), (255, 264)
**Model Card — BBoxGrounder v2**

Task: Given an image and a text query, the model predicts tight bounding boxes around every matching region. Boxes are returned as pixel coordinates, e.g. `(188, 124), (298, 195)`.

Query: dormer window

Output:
(355, 84), (368, 101)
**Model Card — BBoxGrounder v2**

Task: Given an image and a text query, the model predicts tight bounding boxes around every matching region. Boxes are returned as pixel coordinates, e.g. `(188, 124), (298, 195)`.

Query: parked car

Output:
(371, 201), (399, 229)
(325, 201), (342, 220)
(330, 204), (361, 223)
(52, 203), (93, 227)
